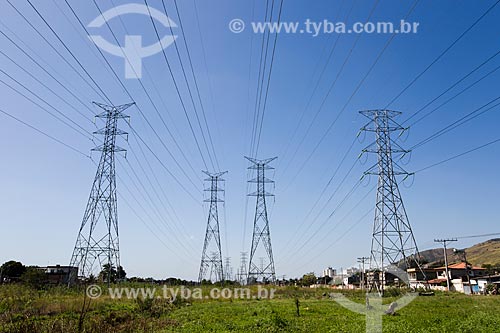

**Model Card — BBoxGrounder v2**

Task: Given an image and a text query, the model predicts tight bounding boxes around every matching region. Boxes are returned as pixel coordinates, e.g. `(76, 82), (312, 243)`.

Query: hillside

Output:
(419, 238), (500, 267)
(466, 238), (500, 266)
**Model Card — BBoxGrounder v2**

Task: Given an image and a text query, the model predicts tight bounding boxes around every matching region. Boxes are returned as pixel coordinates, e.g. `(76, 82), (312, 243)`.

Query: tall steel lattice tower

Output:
(360, 109), (424, 293)
(237, 252), (248, 285)
(224, 257), (232, 281)
(245, 156), (277, 284)
(69, 102), (133, 284)
(198, 171), (227, 283)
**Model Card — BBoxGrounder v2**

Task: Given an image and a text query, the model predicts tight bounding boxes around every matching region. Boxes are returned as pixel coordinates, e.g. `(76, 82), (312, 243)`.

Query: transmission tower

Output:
(69, 102), (133, 284)
(224, 257), (232, 281)
(360, 109), (424, 294)
(198, 171), (226, 283)
(245, 156), (277, 284)
(237, 252), (248, 285)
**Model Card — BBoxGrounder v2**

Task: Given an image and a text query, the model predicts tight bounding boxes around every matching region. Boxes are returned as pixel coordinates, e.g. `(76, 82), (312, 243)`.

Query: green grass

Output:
(0, 284), (498, 332)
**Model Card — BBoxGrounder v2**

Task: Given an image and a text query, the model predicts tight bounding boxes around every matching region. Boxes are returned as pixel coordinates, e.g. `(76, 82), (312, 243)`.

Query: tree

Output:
(98, 264), (126, 283)
(21, 267), (48, 289)
(301, 273), (317, 286)
(0, 261), (26, 283)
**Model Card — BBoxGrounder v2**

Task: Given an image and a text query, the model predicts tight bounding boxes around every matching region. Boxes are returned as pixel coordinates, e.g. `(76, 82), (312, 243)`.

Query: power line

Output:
(249, 0), (272, 157)
(118, 192), (178, 255)
(384, 0), (500, 108)
(192, 0), (221, 140)
(284, 183), (374, 270)
(279, 176), (364, 266)
(128, 134), (191, 238)
(171, 0), (220, 171)
(279, 155), (360, 257)
(415, 137), (500, 173)
(3, 1), (200, 231)
(279, 0), (420, 195)
(0, 49), (94, 124)
(25, 0), (113, 104)
(0, 107), (89, 158)
(0, 108), (199, 273)
(143, 0), (211, 170)
(276, 0), (352, 170)
(404, 48), (500, 125)
(278, 0), (383, 178)
(118, 158), (198, 257)
(0, 26), (97, 118)
(253, 0), (285, 157)
(410, 95), (500, 150)
(92, 0), (202, 184)
(64, 0), (203, 195)
(116, 175), (198, 265)
(5, 0), (109, 102)
(278, 137), (358, 253)
(158, 0), (217, 171)
(129, 124), (201, 203)
(241, 0), (258, 254)
(244, 0), (276, 256)
(453, 232), (500, 240)
(0, 73), (92, 140)
(287, 205), (374, 276)
(4, 5), (201, 250)
(408, 62), (500, 128)
(249, 0), (274, 158)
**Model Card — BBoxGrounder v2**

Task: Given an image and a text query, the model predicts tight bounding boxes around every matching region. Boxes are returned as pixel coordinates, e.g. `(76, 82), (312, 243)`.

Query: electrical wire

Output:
(415, 137), (500, 173)
(171, 0), (221, 171)
(410, 95), (500, 150)
(143, 0), (211, 171)
(0, 73), (92, 140)
(0, 107), (90, 158)
(403, 48), (500, 125)
(384, 0), (500, 108)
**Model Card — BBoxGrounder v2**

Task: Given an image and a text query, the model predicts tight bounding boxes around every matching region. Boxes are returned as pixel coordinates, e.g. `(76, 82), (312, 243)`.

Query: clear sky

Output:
(0, 0), (499, 280)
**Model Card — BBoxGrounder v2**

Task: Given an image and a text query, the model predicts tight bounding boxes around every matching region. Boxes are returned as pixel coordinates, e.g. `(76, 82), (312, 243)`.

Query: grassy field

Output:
(0, 284), (499, 332)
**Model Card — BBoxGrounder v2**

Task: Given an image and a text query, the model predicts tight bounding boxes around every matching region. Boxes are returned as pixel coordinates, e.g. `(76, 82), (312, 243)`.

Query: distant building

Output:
(408, 263), (487, 293)
(345, 267), (359, 276)
(38, 265), (78, 285)
(322, 267), (336, 278)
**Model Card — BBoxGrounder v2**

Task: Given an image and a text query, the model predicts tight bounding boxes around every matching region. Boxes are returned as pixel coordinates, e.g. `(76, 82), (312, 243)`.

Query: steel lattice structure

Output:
(224, 257), (232, 281)
(69, 102), (133, 284)
(246, 156), (277, 284)
(360, 109), (424, 293)
(198, 171), (226, 283)
(237, 252), (248, 285)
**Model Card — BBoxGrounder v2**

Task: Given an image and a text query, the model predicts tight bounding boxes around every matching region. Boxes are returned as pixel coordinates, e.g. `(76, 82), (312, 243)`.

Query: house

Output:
(38, 265), (78, 285)
(474, 274), (500, 294)
(407, 267), (438, 289)
(408, 263), (487, 293)
(434, 262), (486, 280)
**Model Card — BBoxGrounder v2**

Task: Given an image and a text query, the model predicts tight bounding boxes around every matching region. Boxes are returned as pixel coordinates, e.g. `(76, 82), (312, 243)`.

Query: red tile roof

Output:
(436, 262), (485, 270)
(428, 278), (447, 284)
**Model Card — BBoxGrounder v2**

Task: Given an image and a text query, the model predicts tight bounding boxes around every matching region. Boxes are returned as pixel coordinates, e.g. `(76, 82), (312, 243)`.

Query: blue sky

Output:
(0, 0), (499, 280)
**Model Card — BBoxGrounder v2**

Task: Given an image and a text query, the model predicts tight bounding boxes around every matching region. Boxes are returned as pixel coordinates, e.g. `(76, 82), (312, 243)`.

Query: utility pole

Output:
(245, 156), (277, 284)
(360, 109), (425, 294)
(454, 248), (473, 294)
(198, 171), (227, 283)
(69, 102), (133, 286)
(357, 257), (369, 291)
(434, 238), (457, 291)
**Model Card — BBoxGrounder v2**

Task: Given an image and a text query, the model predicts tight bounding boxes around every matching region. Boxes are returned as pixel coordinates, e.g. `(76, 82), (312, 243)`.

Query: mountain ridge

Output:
(418, 238), (500, 267)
